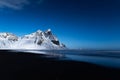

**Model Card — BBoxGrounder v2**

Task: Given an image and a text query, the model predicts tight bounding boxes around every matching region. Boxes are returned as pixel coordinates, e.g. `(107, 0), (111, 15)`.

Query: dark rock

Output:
(51, 40), (60, 45)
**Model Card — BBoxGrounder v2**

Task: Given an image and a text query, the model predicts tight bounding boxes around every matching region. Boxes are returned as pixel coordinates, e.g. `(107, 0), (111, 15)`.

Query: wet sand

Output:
(0, 50), (119, 80)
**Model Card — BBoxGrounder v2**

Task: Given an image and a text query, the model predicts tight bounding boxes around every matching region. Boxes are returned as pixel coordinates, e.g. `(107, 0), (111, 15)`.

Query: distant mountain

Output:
(0, 29), (66, 49)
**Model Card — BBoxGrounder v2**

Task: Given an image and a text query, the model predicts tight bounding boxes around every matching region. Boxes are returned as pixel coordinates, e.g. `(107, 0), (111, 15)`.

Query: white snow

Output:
(0, 29), (66, 50)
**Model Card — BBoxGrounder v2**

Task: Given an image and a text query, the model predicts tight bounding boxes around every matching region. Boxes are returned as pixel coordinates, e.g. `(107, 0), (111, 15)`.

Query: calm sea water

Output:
(15, 50), (120, 69)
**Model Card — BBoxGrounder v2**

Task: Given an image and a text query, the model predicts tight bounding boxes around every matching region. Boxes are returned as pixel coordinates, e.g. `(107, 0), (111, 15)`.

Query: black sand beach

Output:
(0, 50), (120, 80)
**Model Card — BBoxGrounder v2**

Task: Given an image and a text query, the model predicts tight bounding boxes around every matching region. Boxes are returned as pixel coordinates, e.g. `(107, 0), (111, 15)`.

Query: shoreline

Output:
(0, 50), (119, 80)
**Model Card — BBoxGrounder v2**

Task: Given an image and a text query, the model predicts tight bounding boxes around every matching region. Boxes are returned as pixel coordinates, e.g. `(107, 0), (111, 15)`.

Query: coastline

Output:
(0, 50), (119, 80)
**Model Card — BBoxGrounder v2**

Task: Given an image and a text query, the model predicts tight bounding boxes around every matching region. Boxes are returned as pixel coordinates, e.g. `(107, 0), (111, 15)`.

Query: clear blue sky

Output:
(0, 0), (120, 49)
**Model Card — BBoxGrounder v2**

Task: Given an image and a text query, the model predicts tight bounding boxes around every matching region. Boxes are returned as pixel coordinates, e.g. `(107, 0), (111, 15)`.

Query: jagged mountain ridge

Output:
(0, 29), (66, 49)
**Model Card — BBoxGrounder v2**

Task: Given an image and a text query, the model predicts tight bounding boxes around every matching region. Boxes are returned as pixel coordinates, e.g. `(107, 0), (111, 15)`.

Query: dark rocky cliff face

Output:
(51, 40), (60, 45)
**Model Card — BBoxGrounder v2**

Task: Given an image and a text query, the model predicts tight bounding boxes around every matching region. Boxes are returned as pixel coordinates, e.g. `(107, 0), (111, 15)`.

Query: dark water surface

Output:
(18, 50), (120, 68)
(0, 50), (120, 80)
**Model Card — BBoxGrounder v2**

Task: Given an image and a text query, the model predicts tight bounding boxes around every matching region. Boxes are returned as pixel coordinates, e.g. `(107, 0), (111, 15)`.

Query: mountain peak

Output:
(47, 29), (51, 32)
(0, 29), (66, 49)
(36, 30), (42, 33)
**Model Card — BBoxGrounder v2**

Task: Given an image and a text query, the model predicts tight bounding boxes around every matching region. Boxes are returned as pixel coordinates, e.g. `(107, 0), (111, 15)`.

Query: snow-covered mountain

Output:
(0, 29), (66, 49)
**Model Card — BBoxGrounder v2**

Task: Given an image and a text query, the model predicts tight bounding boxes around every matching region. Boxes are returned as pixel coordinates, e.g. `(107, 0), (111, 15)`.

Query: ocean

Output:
(0, 50), (120, 80)
(17, 50), (120, 68)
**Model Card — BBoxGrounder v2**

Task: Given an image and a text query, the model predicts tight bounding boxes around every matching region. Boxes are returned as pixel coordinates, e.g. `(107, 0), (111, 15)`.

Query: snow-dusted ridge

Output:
(0, 29), (66, 50)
